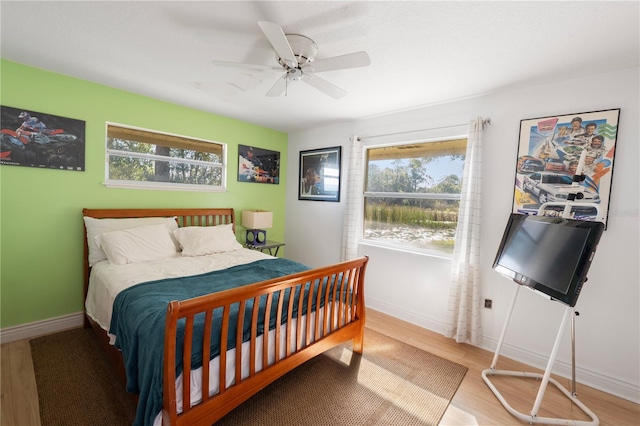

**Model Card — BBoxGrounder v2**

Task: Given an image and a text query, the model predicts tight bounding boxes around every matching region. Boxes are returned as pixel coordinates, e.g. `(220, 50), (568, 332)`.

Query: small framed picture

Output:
(298, 146), (341, 202)
(237, 144), (280, 184)
(513, 108), (619, 227)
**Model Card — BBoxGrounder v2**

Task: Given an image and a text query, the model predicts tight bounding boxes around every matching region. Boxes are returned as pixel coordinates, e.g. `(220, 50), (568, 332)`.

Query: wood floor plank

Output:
(9, 340), (40, 426)
(1, 344), (16, 426)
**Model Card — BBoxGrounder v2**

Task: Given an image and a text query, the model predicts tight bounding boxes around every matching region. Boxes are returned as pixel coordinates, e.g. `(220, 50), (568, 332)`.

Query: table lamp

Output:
(242, 210), (273, 246)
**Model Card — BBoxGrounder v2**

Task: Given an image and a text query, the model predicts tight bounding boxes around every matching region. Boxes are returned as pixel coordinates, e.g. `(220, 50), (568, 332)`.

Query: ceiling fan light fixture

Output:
(277, 34), (318, 67)
(287, 68), (304, 81)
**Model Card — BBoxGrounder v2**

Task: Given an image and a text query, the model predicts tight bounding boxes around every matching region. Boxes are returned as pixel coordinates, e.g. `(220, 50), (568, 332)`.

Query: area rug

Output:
(30, 327), (137, 426)
(31, 327), (467, 425)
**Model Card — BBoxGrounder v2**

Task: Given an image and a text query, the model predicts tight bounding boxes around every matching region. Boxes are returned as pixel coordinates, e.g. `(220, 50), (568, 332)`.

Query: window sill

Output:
(358, 239), (453, 261)
(103, 181), (227, 193)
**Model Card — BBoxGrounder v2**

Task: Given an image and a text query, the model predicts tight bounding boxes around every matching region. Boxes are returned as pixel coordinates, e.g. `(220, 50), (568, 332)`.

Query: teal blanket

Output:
(109, 258), (314, 426)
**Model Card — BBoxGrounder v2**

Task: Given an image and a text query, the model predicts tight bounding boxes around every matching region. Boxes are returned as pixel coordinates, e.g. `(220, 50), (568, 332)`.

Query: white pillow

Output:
(173, 224), (243, 256)
(84, 216), (179, 266)
(95, 224), (178, 265)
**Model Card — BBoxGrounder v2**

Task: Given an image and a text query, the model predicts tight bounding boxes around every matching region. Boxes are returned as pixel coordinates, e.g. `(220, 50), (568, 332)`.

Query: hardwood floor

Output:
(1, 309), (638, 425)
(366, 310), (640, 425)
(1, 338), (40, 426)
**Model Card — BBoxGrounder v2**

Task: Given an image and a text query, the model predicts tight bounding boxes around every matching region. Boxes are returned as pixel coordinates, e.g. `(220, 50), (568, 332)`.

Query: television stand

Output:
(481, 285), (599, 425)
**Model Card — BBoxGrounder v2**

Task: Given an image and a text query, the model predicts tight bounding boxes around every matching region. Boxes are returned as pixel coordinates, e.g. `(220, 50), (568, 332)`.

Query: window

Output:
(364, 138), (467, 255)
(105, 124), (225, 191)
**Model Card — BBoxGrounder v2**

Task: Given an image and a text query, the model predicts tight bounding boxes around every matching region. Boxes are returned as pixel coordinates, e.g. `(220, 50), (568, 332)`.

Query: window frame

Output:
(104, 122), (227, 192)
(361, 134), (468, 257)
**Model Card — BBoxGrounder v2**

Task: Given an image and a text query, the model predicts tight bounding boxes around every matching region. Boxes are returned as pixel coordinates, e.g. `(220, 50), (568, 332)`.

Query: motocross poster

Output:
(1, 106), (85, 171)
(512, 109), (619, 228)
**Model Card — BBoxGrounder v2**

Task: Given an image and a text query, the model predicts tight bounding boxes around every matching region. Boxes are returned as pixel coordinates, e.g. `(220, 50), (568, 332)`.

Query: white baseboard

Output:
(365, 297), (640, 404)
(366, 297), (450, 334)
(366, 298), (447, 333)
(479, 334), (640, 405)
(0, 312), (84, 344)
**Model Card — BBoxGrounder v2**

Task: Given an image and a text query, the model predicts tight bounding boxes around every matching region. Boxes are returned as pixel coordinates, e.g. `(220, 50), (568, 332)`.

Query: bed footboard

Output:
(161, 256), (368, 426)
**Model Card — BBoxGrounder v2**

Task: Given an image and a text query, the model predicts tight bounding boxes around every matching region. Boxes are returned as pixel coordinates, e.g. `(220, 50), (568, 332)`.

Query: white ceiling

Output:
(2, 1), (638, 133)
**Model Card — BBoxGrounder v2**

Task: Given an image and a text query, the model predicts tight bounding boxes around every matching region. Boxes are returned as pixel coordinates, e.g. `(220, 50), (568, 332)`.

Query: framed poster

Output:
(237, 144), (280, 184)
(512, 108), (619, 227)
(0, 106), (86, 171)
(298, 146), (341, 202)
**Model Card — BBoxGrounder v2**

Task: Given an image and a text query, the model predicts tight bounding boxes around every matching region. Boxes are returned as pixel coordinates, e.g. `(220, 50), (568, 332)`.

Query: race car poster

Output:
(0, 105), (85, 171)
(512, 108), (619, 228)
(237, 144), (280, 184)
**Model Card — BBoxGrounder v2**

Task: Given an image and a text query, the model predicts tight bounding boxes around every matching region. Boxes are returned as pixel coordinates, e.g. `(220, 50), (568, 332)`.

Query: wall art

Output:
(299, 146), (341, 202)
(0, 105), (86, 171)
(238, 144), (280, 184)
(513, 108), (620, 227)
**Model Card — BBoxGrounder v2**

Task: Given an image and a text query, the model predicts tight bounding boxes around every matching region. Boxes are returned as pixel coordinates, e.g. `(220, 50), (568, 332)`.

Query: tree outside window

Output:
(106, 124), (225, 190)
(364, 138), (466, 254)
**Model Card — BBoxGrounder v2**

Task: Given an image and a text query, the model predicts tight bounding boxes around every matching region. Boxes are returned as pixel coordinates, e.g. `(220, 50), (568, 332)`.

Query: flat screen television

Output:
(493, 213), (604, 307)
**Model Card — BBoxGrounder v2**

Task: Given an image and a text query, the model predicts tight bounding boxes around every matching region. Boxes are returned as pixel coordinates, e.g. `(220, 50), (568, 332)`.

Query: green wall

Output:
(0, 60), (288, 328)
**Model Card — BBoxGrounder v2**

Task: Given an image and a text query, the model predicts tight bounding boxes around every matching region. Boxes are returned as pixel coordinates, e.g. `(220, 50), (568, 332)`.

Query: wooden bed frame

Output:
(82, 208), (368, 426)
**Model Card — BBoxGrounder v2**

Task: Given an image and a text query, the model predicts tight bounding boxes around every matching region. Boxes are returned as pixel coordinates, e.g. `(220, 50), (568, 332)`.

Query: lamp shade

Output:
(242, 210), (273, 229)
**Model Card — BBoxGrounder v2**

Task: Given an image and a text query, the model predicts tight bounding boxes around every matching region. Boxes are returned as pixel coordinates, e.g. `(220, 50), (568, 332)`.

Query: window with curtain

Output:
(105, 124), (226, 191)
(363, 138), (467, 254)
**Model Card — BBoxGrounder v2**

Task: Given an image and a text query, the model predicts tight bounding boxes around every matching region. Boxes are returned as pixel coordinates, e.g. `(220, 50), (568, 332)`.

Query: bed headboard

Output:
(82, 208), (235, 228)
(82, 208), (236, 325)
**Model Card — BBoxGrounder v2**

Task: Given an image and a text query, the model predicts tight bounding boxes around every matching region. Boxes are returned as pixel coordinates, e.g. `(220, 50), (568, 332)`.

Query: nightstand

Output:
(245, 240), (285, 256)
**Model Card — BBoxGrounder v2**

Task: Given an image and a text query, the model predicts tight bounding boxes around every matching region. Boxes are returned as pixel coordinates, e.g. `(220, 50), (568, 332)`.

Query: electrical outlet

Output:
(484, 298), (493, 309)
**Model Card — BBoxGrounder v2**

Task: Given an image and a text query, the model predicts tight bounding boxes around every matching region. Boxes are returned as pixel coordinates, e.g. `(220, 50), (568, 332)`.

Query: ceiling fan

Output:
(212, 21), (370, 99)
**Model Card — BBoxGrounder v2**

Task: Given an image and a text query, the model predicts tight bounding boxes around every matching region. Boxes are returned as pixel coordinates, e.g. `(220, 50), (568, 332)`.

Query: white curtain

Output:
(341, 135), (364, 261)
(444, 117), (488, 345)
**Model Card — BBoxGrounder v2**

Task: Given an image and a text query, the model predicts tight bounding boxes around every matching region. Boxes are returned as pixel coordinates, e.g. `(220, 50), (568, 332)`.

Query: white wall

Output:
(285, 67), (639, 403)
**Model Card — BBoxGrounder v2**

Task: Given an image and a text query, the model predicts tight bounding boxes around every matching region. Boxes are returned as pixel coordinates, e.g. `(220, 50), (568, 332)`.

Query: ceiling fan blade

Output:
(212, 60), (281, 71)
(303, 74), (347, 99)
(304, 51), (370, 73)
(266, 74), (287, 97)
(257, 21), (298, 68)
